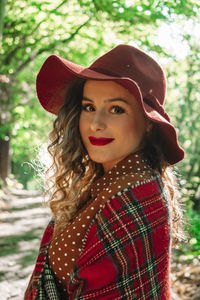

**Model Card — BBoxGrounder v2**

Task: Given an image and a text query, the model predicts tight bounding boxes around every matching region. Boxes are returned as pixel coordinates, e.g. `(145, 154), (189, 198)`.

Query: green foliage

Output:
(164, 34), (200, 211)
(178, 208), (200, 259)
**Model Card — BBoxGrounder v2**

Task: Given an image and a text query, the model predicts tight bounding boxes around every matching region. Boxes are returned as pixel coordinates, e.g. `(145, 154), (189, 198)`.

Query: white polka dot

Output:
(91, 207), (94, 210)
(67, 272), (70, 276)
(55, 242), (58, 245)
(64, 263), (68, 266)
(62, 238), (64, 241)
(59, 267), (62, 271)
(58, 257), (61, 261)
(72, 258), (75, 261)
(52, 251), (55, 255)
(61, 233), (64, 236)
(72, 249), (75, 252)
(72, 241), (76, 245)
(128, 182), (131, 185)
(58, 248), (61, 251)
(77, 233), (80, 236)
(116, 171), (119, 174)
(52, 261), (55, 265)
(62, 276), (65, 280)
(64, 244), (67, 247)
(97, 183), (100, 185)
(87, 216), (90, 219)
(68, 235), (71, 238)
(118, 186), (121, 188)
(64, 253), (67, 256)
(73, 226), (76, 229)
(50, 245), (52, 249)
(78, 248), (82, 252)
(82, 224), (86, 227)
(128, 160), (131, 162)
(122, 166), (125, 168)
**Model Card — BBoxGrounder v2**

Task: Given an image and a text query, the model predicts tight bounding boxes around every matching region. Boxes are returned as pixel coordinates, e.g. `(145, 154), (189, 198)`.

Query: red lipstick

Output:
(89, 136), (114, 146)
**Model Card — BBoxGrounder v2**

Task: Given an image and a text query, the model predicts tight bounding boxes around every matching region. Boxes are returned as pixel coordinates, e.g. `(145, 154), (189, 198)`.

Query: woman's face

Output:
(79, 80), (148, 172)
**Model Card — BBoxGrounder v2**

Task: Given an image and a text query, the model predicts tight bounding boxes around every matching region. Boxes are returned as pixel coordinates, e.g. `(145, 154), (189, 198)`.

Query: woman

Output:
(25, 44), (185, 299)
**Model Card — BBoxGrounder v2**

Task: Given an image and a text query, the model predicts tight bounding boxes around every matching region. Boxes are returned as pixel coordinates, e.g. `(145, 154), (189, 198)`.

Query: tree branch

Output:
(3, 0), (70, 65)
(0, 0), (8, 45)
(13, 18), (91, 76)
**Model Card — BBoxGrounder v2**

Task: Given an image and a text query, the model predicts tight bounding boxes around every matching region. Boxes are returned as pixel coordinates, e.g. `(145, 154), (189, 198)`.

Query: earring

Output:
(146, 122), (152, 132)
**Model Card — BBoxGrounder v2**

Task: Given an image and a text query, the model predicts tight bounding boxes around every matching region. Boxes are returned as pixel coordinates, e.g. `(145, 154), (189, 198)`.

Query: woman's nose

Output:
(90, 111), (107, 132)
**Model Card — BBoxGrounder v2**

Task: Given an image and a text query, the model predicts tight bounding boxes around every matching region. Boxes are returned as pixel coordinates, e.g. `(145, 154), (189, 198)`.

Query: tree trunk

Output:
(0, 134), (11, 184)
(0, 0), (7, 44)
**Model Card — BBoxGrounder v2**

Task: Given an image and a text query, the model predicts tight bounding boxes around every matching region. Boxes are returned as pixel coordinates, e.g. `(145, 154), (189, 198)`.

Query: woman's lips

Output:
(89, 136), (114, 146)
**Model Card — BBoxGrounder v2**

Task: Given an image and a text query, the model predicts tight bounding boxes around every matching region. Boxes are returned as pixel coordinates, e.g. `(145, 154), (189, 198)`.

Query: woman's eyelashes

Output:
(81, 103), (95, 112)
(110, 106), (125, 114)
(81, 103), (126, 114)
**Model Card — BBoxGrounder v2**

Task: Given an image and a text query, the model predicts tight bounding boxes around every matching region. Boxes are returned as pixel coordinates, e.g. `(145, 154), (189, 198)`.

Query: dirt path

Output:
(0, 190), (51, 300)
(0, 189), (200, 300)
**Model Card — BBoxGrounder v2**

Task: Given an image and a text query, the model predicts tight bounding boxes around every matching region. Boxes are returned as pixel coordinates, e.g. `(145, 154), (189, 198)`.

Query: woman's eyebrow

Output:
(82, 96), (129, 104)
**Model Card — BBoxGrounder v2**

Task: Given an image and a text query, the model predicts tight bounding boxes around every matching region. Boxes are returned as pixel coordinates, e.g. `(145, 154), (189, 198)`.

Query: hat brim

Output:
(36, 54), (184, 165)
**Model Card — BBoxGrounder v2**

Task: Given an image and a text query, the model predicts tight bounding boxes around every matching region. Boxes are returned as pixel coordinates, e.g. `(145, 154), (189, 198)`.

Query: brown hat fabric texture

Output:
(36, 44), (184, 165)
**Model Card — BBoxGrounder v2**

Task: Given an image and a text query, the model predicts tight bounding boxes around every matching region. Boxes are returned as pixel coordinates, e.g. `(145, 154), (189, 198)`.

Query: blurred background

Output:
(0, 0), (200, 299)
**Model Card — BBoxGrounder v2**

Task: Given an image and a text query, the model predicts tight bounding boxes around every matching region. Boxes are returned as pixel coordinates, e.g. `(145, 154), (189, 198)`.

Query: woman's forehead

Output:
(83, 80), (137, 102)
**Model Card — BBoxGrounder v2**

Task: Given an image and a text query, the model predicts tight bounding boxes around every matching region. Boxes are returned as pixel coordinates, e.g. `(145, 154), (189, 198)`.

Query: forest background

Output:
(0, 0), (200, 260)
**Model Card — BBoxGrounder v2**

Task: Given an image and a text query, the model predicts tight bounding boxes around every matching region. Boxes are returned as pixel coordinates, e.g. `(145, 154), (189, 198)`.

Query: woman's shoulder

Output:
(39, 219), (55, 247)
(96, 171), (168, 218)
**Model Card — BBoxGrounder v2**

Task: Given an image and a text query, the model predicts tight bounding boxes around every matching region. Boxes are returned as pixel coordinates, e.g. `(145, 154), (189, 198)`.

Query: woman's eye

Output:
(110, 106), (125, 114)
(81, 104), (95, 112)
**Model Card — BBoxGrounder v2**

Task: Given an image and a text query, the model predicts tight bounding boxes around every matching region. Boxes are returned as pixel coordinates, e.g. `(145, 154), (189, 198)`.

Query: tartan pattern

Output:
(69, 174), (171, 299)
(24, 220), (55, 299)
(36, 259), (61, 300)
(25, 174), (171, 299)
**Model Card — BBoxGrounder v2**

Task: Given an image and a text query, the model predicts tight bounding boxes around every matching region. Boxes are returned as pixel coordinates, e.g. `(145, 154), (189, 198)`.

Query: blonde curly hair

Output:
(45, 78), (185, 246)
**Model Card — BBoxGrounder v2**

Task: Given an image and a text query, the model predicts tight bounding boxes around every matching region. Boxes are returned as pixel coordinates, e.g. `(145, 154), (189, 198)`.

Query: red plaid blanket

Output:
(25, 174), (171, 299)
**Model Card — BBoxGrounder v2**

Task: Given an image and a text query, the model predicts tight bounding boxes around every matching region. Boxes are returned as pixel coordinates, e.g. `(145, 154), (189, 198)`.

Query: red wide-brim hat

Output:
(36, 44), (184, 165)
